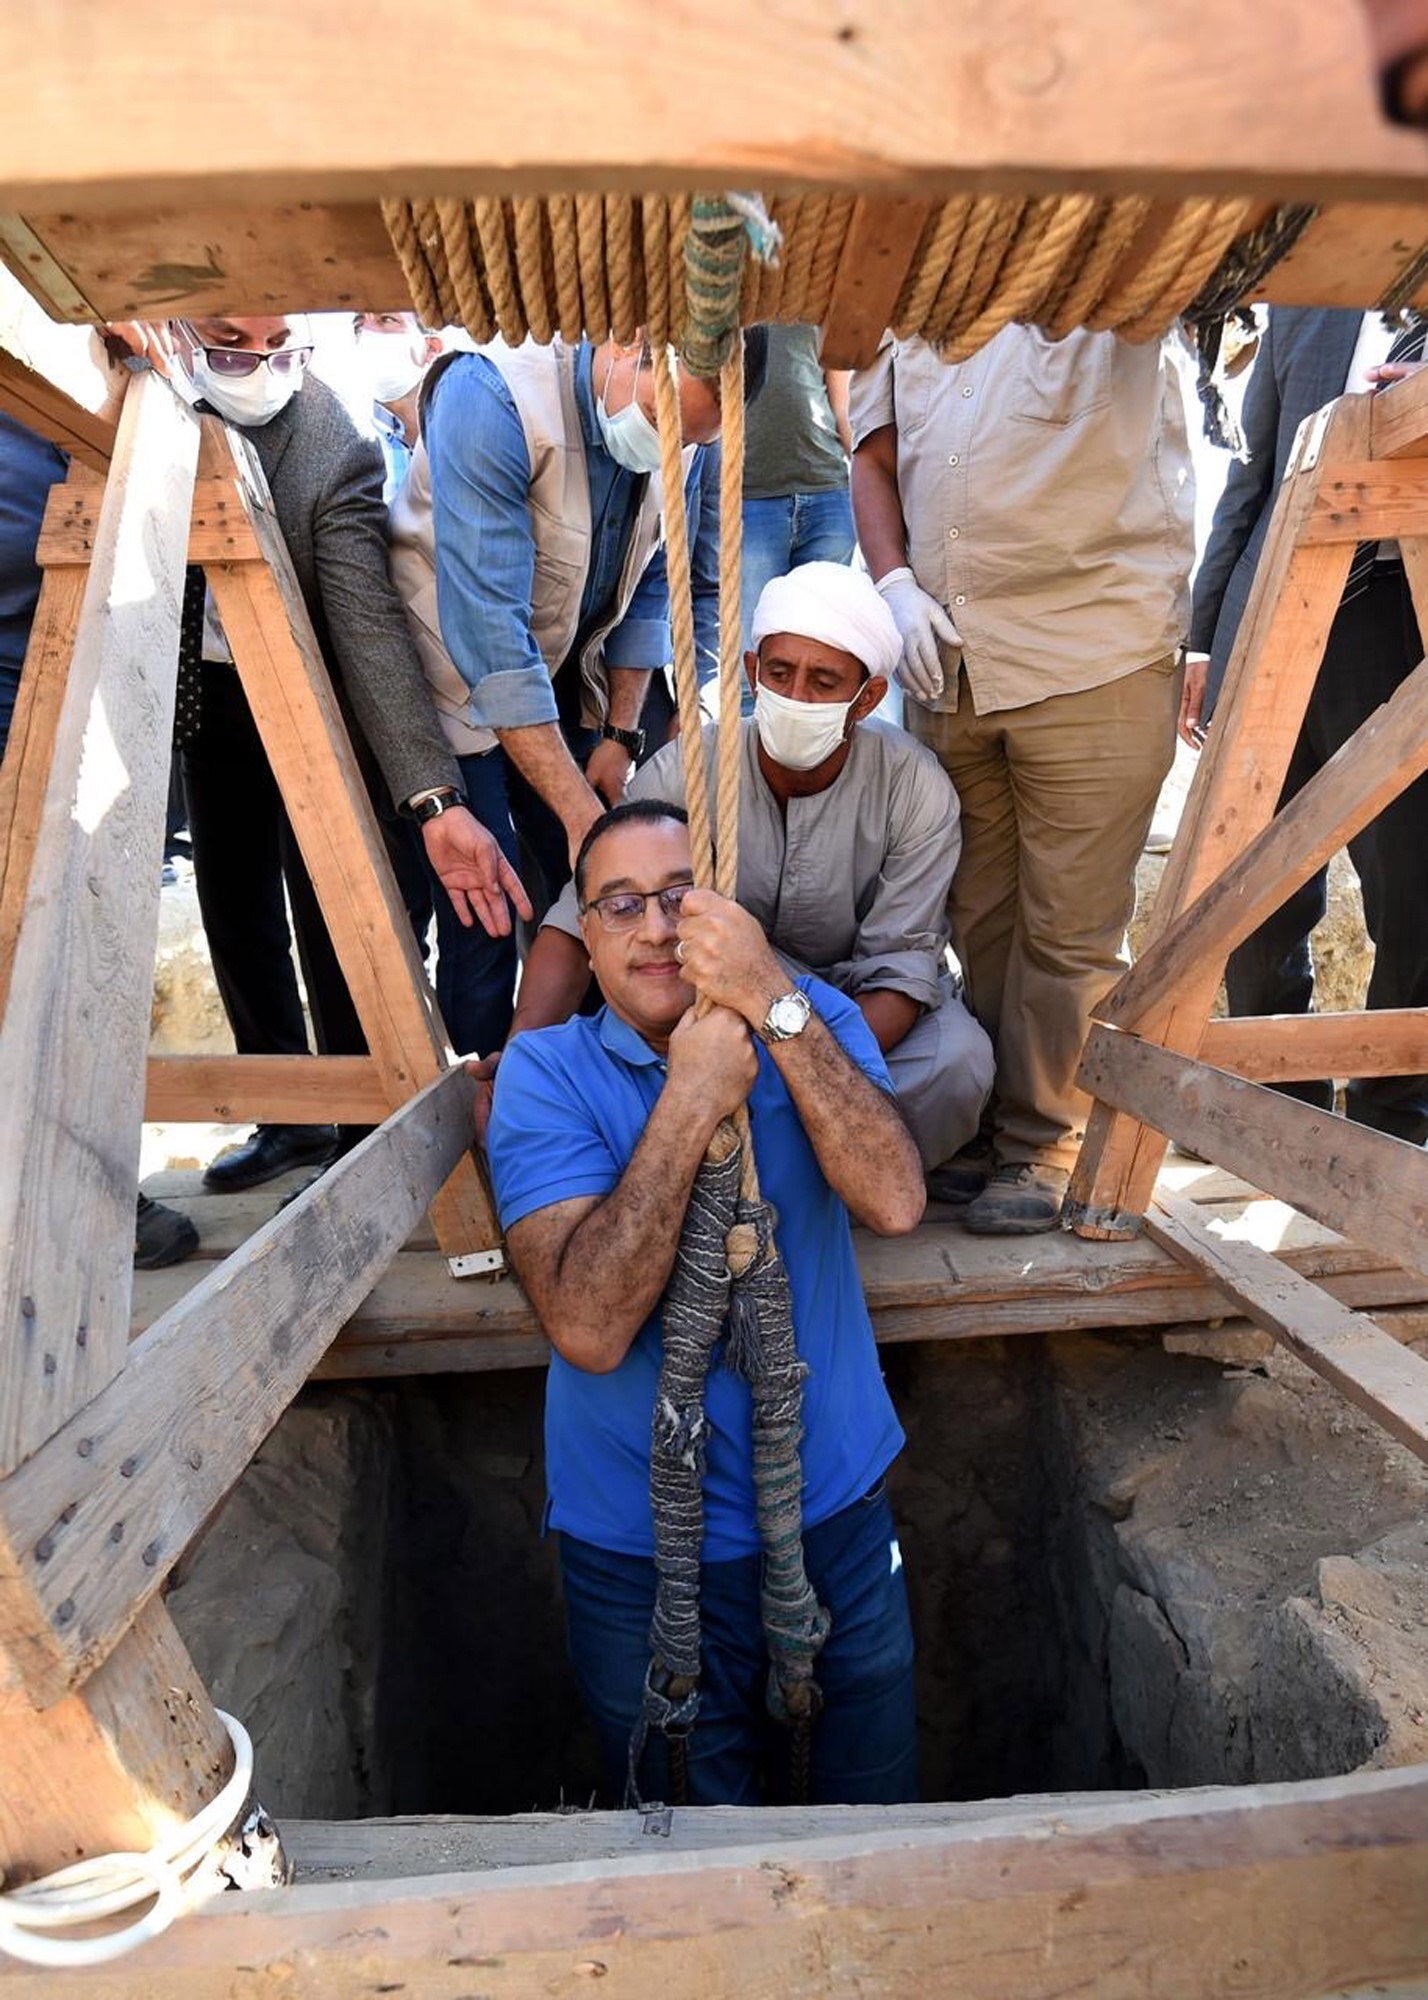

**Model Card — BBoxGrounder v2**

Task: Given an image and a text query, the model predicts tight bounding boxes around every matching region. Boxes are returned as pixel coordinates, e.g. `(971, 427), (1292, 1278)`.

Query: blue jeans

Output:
(559, 1484), (918, 1807)
(427, 747), (523, 1059)
(739, 489), (856, 710)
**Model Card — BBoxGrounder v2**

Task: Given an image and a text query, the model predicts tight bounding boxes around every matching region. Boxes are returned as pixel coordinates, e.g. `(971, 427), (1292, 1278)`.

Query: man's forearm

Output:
(606, 666), (652, 733)
(510, 927), (592, 1037)
(496, 721), (602, 850)
(538, 1090), (725, 1368)
(769, 1016), (924, 1235)
(850, 431), (910, 582)
(855, 988), (921, 1054)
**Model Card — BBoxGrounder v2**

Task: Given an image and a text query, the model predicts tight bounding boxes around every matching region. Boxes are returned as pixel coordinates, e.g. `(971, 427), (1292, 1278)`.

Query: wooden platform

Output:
(132, 1153), (1428, 1379)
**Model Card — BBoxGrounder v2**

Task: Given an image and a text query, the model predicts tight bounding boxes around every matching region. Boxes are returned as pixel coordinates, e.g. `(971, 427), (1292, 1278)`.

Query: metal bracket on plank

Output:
(446, 1247), (506, 1278)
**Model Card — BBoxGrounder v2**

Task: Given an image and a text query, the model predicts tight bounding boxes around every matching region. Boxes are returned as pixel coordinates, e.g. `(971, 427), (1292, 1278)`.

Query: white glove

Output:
(875, 568), (961, 702)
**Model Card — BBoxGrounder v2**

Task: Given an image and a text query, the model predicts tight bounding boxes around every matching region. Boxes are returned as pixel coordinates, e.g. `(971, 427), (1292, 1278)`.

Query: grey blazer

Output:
(247, 376), (461, 808)
(1191, 308), (1361, 708)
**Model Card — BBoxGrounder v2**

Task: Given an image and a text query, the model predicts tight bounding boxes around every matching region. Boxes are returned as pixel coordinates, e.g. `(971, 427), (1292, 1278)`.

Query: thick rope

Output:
(474, 197), (525, 347)
(511, 196), (554, 345)
(380, 186), (1319, 412)
(940, 192), (1098, 361)
(576, 193), (611, 342)
(653, 340), (714, 878)
(714, 341), (744, 904)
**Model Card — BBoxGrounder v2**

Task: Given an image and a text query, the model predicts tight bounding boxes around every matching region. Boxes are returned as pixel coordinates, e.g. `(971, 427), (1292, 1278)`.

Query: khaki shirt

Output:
(545, 718), (959, 1010)
(851, 328), (1195, 715)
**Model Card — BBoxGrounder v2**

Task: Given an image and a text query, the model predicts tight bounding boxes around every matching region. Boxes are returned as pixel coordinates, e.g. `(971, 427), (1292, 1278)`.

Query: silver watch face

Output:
(766, 991), (810, 1040)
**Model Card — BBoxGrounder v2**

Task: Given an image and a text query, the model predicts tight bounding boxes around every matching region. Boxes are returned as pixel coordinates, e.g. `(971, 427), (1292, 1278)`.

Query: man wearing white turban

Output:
(499, 562), (994, 1178)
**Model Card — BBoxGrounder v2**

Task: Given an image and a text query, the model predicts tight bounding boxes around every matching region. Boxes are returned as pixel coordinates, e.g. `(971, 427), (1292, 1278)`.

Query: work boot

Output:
(925, 1133), (994, 1206)
(203, 1124), (338, 1193)
(961, 1163), (1069, 1236)
(134, 1193), (199, 1269)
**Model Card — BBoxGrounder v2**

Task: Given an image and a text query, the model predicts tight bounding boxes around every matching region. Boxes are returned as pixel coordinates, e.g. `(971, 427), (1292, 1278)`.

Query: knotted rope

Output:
(625, 203), (829, 1807)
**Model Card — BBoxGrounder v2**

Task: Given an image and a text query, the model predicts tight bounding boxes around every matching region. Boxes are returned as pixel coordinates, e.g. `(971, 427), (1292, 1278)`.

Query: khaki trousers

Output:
(908, 658), (1180, 1172)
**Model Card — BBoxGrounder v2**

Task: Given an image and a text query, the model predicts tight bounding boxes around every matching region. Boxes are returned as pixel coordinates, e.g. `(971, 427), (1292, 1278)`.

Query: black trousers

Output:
(181, 662), (429, 1121)
(1224, 560), (1428, 1144)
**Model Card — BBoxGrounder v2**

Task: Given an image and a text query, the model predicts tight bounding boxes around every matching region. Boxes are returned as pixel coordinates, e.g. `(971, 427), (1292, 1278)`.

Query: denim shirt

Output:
(426, 343), (719, 733)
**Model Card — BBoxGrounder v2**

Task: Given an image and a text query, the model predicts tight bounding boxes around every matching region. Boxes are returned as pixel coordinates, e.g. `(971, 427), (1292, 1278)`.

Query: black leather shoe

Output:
(135, 1193), (199, 1269)
(203, 1123), (338, 1193)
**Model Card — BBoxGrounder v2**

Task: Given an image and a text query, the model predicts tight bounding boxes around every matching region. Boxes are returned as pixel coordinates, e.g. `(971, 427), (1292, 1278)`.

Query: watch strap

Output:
(601, 723), (645, 758)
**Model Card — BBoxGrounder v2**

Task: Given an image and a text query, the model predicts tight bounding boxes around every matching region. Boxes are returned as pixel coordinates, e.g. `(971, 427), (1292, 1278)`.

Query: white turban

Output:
(750, 562), (902, 681)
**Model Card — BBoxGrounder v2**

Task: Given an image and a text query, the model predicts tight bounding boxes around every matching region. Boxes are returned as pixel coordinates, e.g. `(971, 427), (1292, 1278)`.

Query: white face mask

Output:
(358, 334), (426, 406)
(753, 679), (862, 772)
(595, 351), (663, 474)
(184, 335), (306, 428)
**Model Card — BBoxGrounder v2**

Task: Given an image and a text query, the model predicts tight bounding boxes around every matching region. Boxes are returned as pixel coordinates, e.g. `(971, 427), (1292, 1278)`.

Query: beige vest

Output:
(388, 340), (683, 754)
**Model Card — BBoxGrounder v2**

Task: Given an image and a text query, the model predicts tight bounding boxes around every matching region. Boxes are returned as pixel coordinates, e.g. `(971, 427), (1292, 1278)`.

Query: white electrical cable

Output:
(0, 1709), (253, 1968)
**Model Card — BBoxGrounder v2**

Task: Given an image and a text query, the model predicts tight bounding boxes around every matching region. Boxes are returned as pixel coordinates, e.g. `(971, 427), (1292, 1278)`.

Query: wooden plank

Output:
(0, 261), (122, 467)
(38, 473), (263, 568)
(1300, 458), (1428, 541)
(1148, 1194), (1428, 1461)
(5, 1767), (1423, 2000)
(0, 1065), (477, 1706)
(201, 419), (501, 1264)
(0, 1601), (229, 1885)
(0, 540), (91, 1023)
(4, 196), (1427, 329)
(818, 197), (933, 370)
(145, 1054), (389, 1125)
(1369, 360), (1428, 459)
(282, 1793), (1159, 1881)
(1080, 1024), (1428, 1286)
(1200, 1009), (1428, 1082)
(1260, 200), (1428, 314)
(0, 372), (198, 1477)
(1105, 652), (1428, 1032)
(1, 1), (1426, 214)
(4, 202), (405, 323)
(1068, 394), (1372, 1235)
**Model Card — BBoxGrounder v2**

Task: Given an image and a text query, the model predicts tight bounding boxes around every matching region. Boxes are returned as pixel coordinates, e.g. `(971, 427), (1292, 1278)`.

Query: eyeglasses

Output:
(581, 882), (693, 933)
(197, 344), (314, 380)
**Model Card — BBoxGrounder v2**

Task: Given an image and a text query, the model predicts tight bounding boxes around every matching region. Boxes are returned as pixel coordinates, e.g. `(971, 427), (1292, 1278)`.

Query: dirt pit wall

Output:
(168, 1328), (1428, 1818)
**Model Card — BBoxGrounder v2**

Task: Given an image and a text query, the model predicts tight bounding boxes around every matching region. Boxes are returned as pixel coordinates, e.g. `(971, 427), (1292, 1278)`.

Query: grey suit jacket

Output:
(1191, 308), (1361, 708)
(246, 376), (461, 808)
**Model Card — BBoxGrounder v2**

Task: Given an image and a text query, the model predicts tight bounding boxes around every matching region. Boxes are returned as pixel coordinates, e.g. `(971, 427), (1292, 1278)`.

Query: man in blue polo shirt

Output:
(486, 798), (925, 1807)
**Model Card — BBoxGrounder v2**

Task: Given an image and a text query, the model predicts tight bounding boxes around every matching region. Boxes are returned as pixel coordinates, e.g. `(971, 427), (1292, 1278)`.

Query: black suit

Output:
(1191, 308), (1428, 1144)
(182, 378), (458, 1085)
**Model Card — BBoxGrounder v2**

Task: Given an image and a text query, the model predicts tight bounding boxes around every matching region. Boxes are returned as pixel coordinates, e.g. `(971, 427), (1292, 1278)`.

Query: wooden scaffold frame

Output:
(0, 1), (1427, 1981)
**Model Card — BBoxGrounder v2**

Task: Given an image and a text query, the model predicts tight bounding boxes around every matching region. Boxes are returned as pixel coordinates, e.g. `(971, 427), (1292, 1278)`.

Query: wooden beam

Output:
(1, 2), (1426, 214)
(1199, 1010), (1428, 1082)
(37, 473), (263, 569)
(201, 419), (501, 1263)
(0, 372), (198, 1477)
(1067, 394), (1371, 1235)
(145, 1054), (390, 1126)
(1079, 1024), (1428, 1286)
(1369, 360), (1428, 459)
(818, 198), (932, 370)
(0, 489), (96, 1021)
(1147, 1195), (1428, 1462)
(6, 1767), (1423, 2000)
(1104, 652), (1428, 1032)
(0, 1602), (229, 1886)
(1301, 458), (1428, 542)
(0, 260), (122, 467)
(0, 1066), (478, 1706)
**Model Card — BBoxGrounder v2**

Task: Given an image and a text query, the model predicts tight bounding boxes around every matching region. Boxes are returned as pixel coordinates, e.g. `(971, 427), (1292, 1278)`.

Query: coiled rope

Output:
(382, 190), (1328, 367)
(0, 1710), (253, 1968)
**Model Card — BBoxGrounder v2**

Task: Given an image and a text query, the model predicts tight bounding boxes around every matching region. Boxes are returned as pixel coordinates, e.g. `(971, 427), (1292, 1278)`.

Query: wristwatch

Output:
(403, 785), (466, 825)
(759, 988), (813, 1043)
(601, 723), (645, 759)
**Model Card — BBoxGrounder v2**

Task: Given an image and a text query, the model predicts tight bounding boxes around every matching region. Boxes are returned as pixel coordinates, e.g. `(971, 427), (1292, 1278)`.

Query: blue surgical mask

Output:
(595, 353), (663, 475)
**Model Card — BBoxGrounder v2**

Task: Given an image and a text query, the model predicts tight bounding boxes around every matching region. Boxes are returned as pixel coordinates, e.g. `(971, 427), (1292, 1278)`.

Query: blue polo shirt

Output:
(486, 977), (905, 1560)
